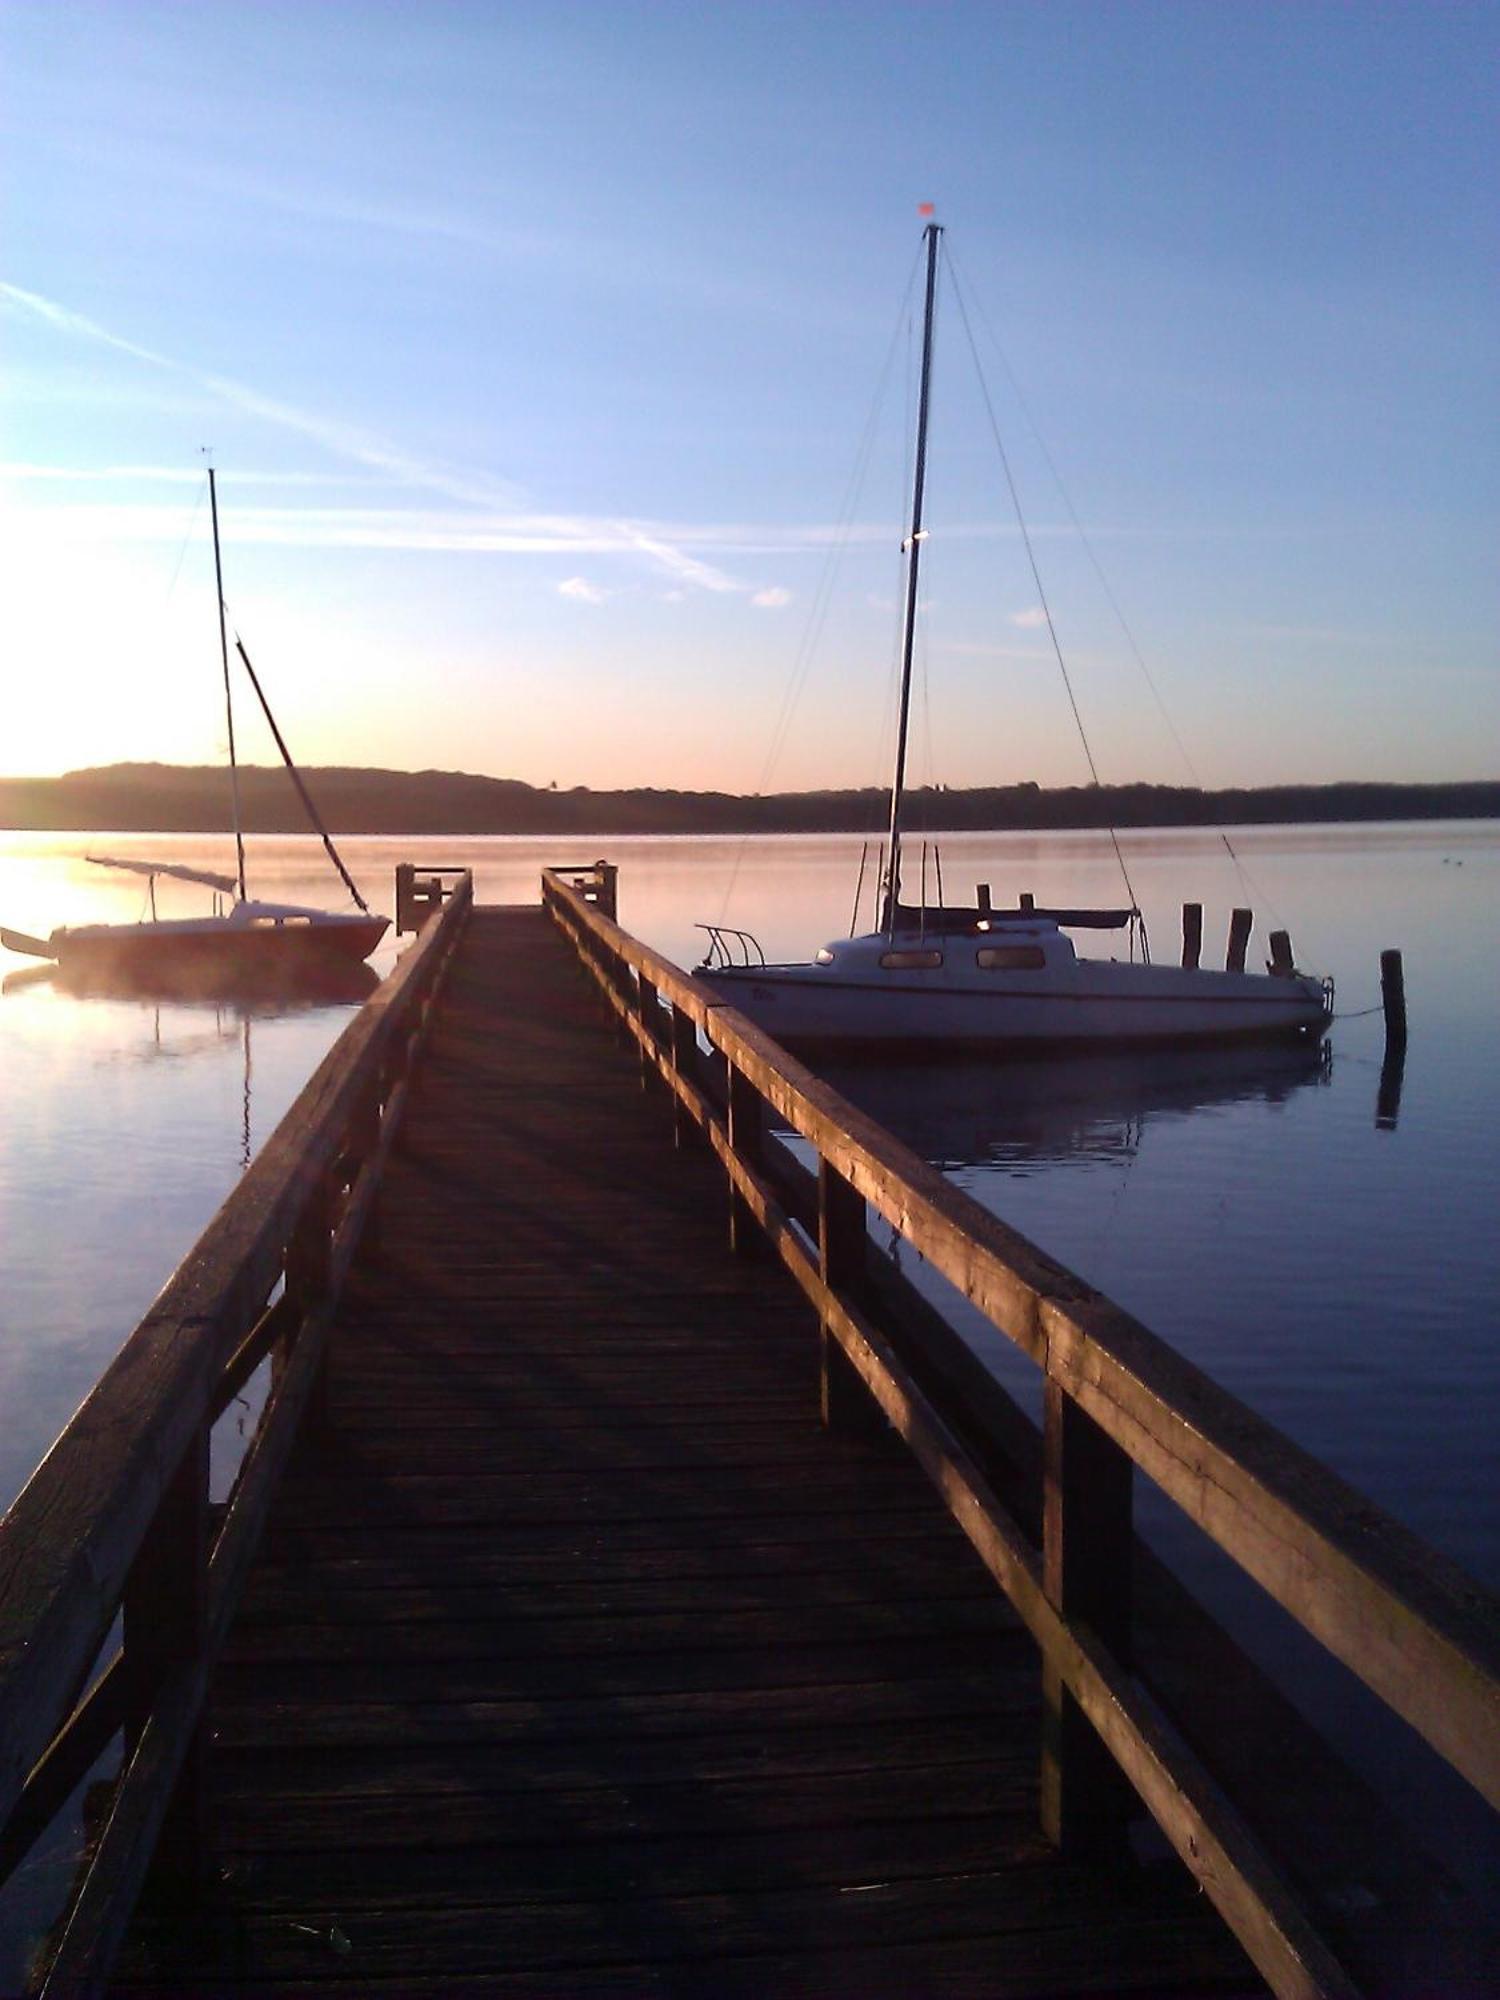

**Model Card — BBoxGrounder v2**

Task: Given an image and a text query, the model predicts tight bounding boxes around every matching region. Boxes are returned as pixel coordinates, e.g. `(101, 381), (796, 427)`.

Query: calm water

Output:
(1, 821), (1496, 1951)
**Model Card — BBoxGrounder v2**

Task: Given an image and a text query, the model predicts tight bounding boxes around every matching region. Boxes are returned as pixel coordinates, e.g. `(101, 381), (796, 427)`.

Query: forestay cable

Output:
(232, 634), (373, 915)
(944, 245), (1282, 931)
(944, 254), (1147, 953)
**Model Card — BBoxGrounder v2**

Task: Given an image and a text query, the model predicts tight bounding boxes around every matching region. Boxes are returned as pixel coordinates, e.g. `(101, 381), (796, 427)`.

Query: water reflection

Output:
(823, 1040), (1332, 1170)
(33, 957), (380, 1010)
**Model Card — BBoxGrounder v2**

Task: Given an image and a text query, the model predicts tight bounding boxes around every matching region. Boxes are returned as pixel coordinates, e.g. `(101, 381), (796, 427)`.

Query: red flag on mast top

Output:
(918, 202), (936, 216)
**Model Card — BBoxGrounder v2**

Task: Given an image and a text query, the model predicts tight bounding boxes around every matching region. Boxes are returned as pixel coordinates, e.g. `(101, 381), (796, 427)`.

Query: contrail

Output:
(0, 279), (519, 512)
(1, 278), (767, 593)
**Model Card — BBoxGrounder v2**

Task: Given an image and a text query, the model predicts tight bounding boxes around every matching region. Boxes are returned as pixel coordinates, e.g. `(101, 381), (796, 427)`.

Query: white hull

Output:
(697, 925), (1330, 1057)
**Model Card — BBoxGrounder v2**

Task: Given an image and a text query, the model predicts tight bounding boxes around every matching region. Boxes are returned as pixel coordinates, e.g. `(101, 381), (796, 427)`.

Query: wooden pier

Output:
(1, 867), (1496, 1997)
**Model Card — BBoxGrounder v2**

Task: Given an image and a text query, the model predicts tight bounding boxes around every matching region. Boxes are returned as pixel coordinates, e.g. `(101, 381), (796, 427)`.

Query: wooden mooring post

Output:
(1181, 901), (1203, 969)
(1381, 948), (1407, 1055)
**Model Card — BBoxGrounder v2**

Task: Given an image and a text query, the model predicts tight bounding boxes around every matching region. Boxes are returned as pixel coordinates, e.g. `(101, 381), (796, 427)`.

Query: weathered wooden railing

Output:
(542, 863), (1499, 2000)
(0, 872), (473, 1997)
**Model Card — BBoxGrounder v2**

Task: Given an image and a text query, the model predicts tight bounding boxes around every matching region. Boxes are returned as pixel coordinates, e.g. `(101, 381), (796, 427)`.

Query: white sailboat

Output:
(2, 470), (389, 987)
(696, 221), (1333, 1058)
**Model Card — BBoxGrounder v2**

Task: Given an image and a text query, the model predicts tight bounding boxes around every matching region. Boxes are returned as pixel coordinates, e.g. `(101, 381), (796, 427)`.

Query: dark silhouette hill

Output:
(1, 763), (1495, 836)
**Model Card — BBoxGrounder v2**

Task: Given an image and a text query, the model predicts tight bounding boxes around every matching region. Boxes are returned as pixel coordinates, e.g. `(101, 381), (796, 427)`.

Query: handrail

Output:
(542, 865), (1500, 2000)
(0, 871), (474, 1995)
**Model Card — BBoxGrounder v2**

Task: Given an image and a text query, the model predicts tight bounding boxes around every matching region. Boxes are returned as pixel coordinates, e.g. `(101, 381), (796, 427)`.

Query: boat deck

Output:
(115, 907), (1255, 1995)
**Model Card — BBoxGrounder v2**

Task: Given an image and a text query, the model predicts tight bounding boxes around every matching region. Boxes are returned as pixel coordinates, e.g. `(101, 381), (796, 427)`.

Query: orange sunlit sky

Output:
(3, 3), (1495, 797)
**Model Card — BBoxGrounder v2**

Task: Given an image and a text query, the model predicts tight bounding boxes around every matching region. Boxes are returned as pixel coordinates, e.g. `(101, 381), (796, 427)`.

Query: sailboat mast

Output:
(208, 467), (247, 904)
(883, 219), (942, 930)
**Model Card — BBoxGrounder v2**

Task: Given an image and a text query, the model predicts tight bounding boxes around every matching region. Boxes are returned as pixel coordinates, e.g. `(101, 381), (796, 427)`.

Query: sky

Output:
(1, 0), (1495, 796)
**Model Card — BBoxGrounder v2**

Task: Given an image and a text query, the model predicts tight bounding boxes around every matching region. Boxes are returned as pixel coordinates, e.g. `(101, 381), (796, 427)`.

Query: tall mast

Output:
(208, 466), (247, 903)
(882, 218), (942, 930)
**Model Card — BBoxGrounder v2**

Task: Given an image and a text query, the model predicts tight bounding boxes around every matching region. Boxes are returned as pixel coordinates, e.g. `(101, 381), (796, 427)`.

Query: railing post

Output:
(285, 1166), (337, 1434)
(122, 1422), (211, 1893)
(347, 1067), (386, 1251)
(818, 1160), (882, 1435)
(638, 974), (660, 1090)
(726, 1065), (764, 1258)
(1040, 1377), (1136, 1858)
(670, 1005), (699, 1147)
(611, 960), (635, 1050)
(395, 861), (415, 934)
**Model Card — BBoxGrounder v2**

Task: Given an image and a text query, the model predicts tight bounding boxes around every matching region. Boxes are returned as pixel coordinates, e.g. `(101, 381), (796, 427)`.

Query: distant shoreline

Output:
(2, 764), (1496, 838)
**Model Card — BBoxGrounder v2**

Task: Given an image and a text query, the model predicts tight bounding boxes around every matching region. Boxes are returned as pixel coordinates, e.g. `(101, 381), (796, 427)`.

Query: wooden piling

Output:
(1181, 903), (1202, 970)
(1269, 930), (1294, 977)
(1226, 908), (1253, 973)
(1381, 949), (1407, 1055)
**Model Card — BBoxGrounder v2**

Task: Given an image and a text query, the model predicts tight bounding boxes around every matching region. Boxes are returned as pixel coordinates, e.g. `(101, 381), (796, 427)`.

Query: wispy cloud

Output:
(751, 586), (791, 608)
(0, 461), (370, 488)
(558, 576), (608, 604)
(614, 523), (742, 595)
(3, 280), (822, 598)
(1010, 606), (1049, 629)
(1, 279), (521, 509)
(0, 283), (171, 369)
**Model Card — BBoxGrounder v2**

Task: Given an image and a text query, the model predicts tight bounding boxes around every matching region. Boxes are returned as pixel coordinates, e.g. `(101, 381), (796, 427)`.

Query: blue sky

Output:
(2, 1), (1494, 793)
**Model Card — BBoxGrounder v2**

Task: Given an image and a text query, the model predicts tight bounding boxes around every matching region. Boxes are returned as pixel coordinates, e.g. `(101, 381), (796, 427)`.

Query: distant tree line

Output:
(1, 762), (1495, 837)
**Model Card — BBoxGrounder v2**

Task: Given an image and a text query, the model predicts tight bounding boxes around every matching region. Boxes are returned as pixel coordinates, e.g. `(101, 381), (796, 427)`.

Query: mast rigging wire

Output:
(717, 244), (927, 927)
(945, 257), (1147, 953)
(944, 245), (1281, 932)
(232, 634), (373, 915)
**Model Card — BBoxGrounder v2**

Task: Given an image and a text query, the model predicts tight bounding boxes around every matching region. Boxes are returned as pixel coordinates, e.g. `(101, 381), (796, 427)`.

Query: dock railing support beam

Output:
(121, 1425), (212, 1898)
(670, 1006), (699, 1148)
(818, 1161), (883, 1436)
(0, 868), (475, 1997)
(726, 1068), (764, 1258)
(1041, 1379), (1136, 1859)
(637, 975), (661, 1092)
(539, 862), (1499, 2000)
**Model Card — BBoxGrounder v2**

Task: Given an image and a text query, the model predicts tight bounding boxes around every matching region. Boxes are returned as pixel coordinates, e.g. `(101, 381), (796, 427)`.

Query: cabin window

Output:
(976, 945), (1047, 971)
(880, 949), (943, 970)
(815, 947), (835, 965)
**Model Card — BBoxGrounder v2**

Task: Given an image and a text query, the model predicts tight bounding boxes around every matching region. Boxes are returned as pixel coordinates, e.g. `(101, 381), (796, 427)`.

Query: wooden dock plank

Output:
(117, 907), (1256, 1995)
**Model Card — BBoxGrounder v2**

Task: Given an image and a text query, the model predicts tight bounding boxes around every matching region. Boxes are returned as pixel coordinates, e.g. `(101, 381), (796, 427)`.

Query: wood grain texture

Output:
(545, 872), (1500, 1810)
(115, 907), (1253, 1998)
(0, 880), (471, 1839)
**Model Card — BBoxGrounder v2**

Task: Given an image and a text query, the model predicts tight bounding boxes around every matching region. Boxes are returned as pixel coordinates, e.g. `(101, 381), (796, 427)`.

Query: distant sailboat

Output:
(696, 219), (1333, 1057)
(1, 469), (389, 984)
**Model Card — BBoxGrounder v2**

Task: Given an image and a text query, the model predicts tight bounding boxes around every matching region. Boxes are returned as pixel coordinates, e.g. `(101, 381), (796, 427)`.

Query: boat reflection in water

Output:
(820, 1040), (1332, 1174)
(3, 956), (382, 1177)
(32, 956), (381, 1011)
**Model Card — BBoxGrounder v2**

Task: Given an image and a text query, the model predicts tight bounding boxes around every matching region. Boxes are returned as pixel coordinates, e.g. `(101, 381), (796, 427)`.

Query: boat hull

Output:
(48, 913), (389, 988)
(695, 961), (1331, 1060)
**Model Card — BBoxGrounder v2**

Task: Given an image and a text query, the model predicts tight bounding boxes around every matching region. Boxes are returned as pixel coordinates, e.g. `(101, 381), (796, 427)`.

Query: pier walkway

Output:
(3, 868), (1495, 1998)
(118, 907), (1251, 1994)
